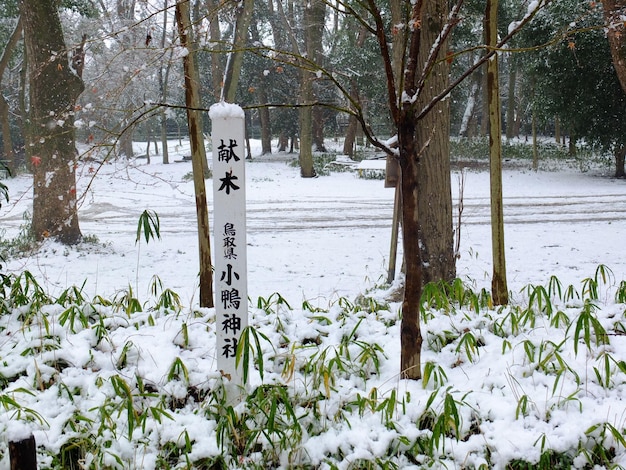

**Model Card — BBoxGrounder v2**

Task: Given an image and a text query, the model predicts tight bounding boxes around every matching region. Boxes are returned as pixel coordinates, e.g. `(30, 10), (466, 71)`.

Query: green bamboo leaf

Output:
(595, 264), (613, 286)
(516, 395), (529, 419)
(268, 394), (277, 434)
(136, 209), (161, 244)
(607, 422), (626, 448)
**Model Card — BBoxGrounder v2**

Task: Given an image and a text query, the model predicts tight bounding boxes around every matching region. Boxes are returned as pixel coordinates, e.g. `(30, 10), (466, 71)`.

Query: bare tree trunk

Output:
(391, 0), (455, 379)
(342, 81), (361, 157)
(116, 0), (136, 158)
(393, 1), (422, 372)
(159, 0), (171, 164)
(415, 1), (455, 285)
(278, 132), (288, 152)
(250, 22), (272, 155)
(601, 0), (626, 179)
(505, 62), (516, 140)
(459, 63), (481, 138)
(22, 0), (84, 245)
(145, 127), (152, 164)
(602, 0), (626, 93)
(311, 0), (327, 153)
(0, 95), (14, 175)
(343, 118), (357, 157)
(117, 0), (136, 17)
(0, 16), (22, 176)
(390, 0), (407, 92)
(19, 44), (29, 167)
(176, 0), (214, 308)
(299, 73), (315, 176)
(342, 24), (367, 157)
(398, 113), (423, 379)
(159, 111), (169, 163)
(118, 122), (135, 158)
(532, 108), (538, 171)
(486, 0), (509, 305)
(257, 85), (272, 155)
(480, 61), (489, 136)
(312, 107), (327, 152)
(222, 0), (253, 102)
(207, 0), (224, 102)
(615, 144), (625, 178)
(298, 0), (326, 177)
(554, 116), (561, 145)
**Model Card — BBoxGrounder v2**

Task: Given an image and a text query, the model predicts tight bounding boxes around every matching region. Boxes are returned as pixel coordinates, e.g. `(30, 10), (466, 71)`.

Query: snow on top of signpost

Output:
(209, 102), (245, 120)
(6, 420), (32, 442)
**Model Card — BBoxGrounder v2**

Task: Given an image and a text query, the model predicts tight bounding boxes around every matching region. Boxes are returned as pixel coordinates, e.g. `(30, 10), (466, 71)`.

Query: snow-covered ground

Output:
(1, 139), (626, 469)
(3, 140), (625, 305)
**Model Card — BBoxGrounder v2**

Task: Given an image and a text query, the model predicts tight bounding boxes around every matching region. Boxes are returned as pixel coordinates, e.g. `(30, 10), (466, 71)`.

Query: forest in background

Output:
(1, 0), (624, 173)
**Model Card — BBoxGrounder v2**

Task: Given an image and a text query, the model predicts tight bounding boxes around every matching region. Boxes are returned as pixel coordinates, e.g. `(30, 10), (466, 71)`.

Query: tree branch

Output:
(366, 0), (400, 124)
(415, 0), (550, 122)
(0, 16), (23, 80)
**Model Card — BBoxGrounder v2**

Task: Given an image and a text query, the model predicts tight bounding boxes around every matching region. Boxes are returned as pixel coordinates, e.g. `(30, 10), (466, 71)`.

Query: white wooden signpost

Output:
(209, 102), (248, 387)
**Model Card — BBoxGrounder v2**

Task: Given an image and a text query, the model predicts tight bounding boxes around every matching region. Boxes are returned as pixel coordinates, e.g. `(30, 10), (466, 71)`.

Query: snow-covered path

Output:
(1, 152), (626, 307)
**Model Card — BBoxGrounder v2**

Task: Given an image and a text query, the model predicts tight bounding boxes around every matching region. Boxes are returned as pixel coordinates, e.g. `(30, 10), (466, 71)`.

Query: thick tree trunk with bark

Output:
(278, 132), (288, 152)
(298, 73), (315, 176)
(310, 0), (327, 153)
(602, 0), (626, 180)
(414, 1), (455, 285)
(298, 0), (326, 177)
(312, 107), (327, 152)
(22, 0), (84, 245)
(118, 121), (134, 158)
(602, 0), (626, 93)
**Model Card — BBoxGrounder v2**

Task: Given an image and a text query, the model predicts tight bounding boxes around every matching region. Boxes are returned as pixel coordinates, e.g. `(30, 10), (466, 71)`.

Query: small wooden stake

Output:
(9, 435), (37, 470)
